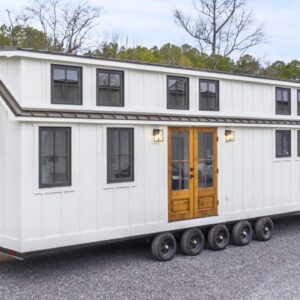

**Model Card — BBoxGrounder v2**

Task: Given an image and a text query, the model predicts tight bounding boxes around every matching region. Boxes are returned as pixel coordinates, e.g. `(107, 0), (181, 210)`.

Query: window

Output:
(199, 79), (219, 111)
(39, 127), (71, 188)
(107, 128), (134, 183)
(51, 65), (82, 105)
(276, 130), (291, 158)
(297, 90), (300, 116)
(167, 76), (189, 109)
(276, 87), (291, 115)
(298, 131), (300, 157)
(97, 69), (124, 106)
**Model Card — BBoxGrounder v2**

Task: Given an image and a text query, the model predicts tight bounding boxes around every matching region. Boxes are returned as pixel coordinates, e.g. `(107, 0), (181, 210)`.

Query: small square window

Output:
(276, 87), (291, 115)
(97, 70), (124, 106)
(199, 80), (219, 111)
(167, 76), (189, 109)
(51, 65), (82, 105)
(276, 130), (291, 158)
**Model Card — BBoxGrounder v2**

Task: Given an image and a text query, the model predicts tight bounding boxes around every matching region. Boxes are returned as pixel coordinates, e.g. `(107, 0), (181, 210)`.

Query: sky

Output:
(0, 0), (299, 63)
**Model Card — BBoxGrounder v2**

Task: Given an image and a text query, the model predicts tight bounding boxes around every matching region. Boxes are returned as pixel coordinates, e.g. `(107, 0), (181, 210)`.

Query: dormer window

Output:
(97, 69), (124, 107)
(51, 65), (82, 105)
(167, 76), (189, 109)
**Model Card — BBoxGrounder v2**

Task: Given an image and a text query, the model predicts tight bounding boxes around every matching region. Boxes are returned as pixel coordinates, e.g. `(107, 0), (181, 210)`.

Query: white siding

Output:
(0, 101), (21, 250)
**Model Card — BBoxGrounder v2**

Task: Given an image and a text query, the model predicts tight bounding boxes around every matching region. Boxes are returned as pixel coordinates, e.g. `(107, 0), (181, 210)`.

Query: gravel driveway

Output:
(1, 214), (300, 300)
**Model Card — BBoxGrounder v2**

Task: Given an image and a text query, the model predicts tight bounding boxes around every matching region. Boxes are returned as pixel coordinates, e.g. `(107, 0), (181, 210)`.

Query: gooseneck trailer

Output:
(0, 47), (299, 260)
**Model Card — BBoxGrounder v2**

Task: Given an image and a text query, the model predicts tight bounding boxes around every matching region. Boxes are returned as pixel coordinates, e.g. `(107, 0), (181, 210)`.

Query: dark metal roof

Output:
(1, 47), (300, 85)
(1, 80), (300, 125)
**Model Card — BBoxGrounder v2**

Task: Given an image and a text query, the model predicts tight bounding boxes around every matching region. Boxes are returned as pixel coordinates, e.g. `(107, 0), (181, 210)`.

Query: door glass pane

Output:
(172, 162), (180, 190)
(198, 132), (214, 188)
(181, 162), (189, 189)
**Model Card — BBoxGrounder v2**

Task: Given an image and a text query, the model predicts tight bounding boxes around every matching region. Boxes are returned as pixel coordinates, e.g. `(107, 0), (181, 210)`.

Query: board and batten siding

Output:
(0, 57), (299, 119)
(0, 102), (21, 250)
(20, 123), (167, 251)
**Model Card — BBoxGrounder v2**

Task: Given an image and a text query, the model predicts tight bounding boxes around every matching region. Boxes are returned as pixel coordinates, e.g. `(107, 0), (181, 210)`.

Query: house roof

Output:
(0, 47), (299, 86)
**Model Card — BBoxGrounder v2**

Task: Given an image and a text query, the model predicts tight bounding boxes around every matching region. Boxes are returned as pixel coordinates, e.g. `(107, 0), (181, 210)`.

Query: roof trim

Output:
(1, 47), (300, 85)
(1, 80), (300, 126)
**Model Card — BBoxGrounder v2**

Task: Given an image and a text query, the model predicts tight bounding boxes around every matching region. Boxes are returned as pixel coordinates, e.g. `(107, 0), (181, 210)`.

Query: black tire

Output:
(208, 224), (230, 251)
(181, 228), (205, 256)
(151, 232), (177, 261)
(254, 217), (274, 241)
(232, 220), (253, 246)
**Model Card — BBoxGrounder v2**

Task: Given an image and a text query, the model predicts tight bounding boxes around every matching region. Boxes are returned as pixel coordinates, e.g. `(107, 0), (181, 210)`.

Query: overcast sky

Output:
(0, 0), (299, 63)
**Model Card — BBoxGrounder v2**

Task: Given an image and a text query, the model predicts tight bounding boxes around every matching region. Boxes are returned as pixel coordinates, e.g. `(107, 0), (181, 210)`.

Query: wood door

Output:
(194, 128), (218, 218)
(168, 128), (194, 221)
(168, 127), (218, 222)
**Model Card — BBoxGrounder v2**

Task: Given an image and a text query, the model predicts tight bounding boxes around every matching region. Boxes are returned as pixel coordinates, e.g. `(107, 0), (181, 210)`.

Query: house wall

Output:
(0, 101), (22, 250)
(19, 122), (300, 252)
(0, 56), (299, 119)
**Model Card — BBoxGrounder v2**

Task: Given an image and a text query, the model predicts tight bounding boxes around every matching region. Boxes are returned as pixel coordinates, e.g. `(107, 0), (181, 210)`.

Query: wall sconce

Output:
(153, 129), (164, 142)
(225, 129), (235, 142)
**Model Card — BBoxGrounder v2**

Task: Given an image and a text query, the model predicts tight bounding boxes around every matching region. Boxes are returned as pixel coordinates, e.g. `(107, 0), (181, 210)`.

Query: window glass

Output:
(39, 127), (71, 188)
(276, 87), (291, 115)
(107, 128), (134, 183)
(52, 65), (82, 105)
(167, 76), (189, 109)
(97, 70), (124, 106)
(199, 80), (219, 111)
(276, 130), (291, 158)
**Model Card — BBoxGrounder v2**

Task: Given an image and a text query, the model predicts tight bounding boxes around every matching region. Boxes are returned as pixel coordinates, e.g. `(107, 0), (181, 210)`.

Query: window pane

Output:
(276, 89), (282, 101)
(120, 130), (130, 154)
(168, 94), (177, 108)
(282, 133), (290, 155)
(108, 130), (119, 155)
(99, 89), (110, 104)
(208, 82), (216, 93)
(53, 68), (65, 81)
(66, 69), (78, 83)
(119, 155), (131, 178)
(41, 158), (54, 185)
(55, 157), (67, 183)
(172, 162), (180, 190)
(111, 90), (121, 105)
(181, 162), (189, 190)
(53, 85), (64, 101)
(168, 79), (177, 91)
(200, 82), (208, 93)
(55, 130), (67, 156)
(110, 73), (121, 87)
(64, 85), (78, 101)
(99, 72), (109, 86)
(282, 90), (289, 102)
(108, 155), (119, 180)
(41, 130), (54, 156)
(177, 95), (186, 107)
(276, 131), (291, 157)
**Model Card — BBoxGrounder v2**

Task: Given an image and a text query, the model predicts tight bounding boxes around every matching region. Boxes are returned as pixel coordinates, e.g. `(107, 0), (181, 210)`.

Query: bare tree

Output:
(25, 0), (101, 53)
(174, 0), (265, 68)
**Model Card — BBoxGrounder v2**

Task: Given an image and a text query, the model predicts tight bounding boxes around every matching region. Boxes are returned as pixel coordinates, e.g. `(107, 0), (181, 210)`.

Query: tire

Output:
(232, 220), (253, 246)
(151, 232), (177, 261)
(208, 224), (230, 251)
(254, 217), (274, 241)
(181, 228), (205, 256)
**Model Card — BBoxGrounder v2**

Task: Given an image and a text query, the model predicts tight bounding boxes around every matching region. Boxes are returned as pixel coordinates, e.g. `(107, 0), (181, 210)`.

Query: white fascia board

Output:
(1, 50), (300, 88)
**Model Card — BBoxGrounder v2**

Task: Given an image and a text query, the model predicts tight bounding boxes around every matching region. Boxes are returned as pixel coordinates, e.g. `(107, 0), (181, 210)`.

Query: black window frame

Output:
(97, 69), (124, 107)
(167, 75), (189, 110)
(275, 87), (291, 115)
(297, 89), (300, 116)
(298, 131), (300, 157)
(51, 64), (82, 105)
(107, 128), (134, 184)
(199, 79), (219, 111)
(275, 130), (291, 158)
(39, 127), (72, 188)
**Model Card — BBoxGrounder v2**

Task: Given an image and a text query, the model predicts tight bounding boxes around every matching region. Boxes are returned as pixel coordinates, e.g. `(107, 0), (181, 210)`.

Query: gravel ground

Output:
(1, 215), (300, 300)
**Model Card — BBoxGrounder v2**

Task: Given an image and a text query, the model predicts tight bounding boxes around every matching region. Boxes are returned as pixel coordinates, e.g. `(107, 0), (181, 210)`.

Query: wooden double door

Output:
(168, 127), (218, 222)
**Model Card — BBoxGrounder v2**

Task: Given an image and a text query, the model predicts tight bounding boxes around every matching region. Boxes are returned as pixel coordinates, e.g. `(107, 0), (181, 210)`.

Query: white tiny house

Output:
(0, 48), (300, 260)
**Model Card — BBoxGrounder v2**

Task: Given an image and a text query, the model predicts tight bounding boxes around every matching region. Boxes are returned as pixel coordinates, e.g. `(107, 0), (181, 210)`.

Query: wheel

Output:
(232, 220), (253, 246)
(208, 224), (230, 251)
(181, 228), (205, 256)
(254, 217), (274, 241)
(151, 232), (177, 261)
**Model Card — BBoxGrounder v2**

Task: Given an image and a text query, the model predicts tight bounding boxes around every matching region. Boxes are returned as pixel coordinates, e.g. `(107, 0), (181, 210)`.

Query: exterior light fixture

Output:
(153, 129), (164, 142)
(225, 129), (235, 142)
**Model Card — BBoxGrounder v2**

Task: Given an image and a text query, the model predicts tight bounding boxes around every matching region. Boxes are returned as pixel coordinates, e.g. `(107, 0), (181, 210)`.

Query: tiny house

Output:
(0, 48), (300, 261)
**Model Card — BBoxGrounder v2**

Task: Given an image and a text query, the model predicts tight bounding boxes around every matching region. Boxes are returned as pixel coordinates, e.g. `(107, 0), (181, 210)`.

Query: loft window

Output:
(51, 65), (82, 105)
(107, 128), (134, 183)
(276, 87), (291, 115)
(97, 69), (124, 106)
(276, 130), (291, 158)
(39, 127), (71, 188)
(199, 79), (219, 111)
(167, 76), (189, 109)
